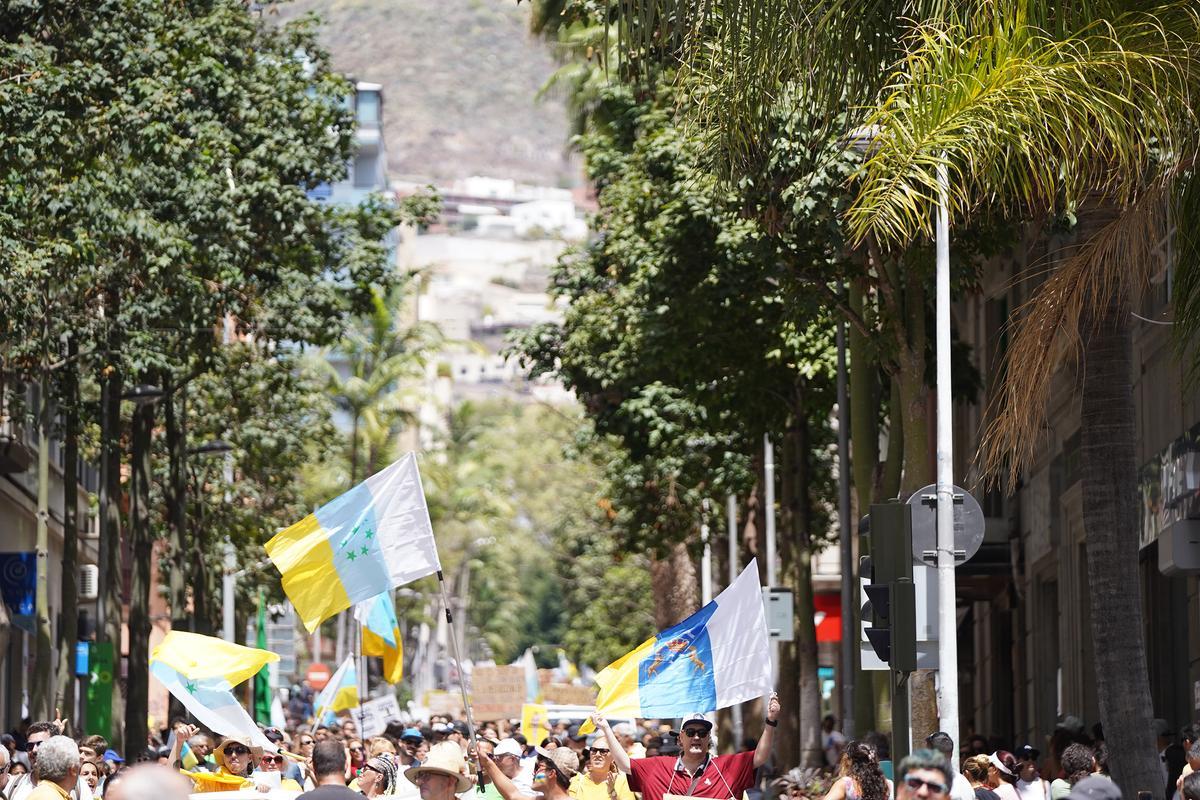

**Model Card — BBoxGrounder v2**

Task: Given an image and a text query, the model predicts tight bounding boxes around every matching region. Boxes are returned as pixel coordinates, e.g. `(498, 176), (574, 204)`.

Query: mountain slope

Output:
(276, 0), (575, 187)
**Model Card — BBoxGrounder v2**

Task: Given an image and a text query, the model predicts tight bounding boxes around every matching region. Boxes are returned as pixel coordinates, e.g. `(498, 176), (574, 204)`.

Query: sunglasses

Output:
(350, 747), (364, 754)
(681, 728), (710, 738)
(261, 756), (285, 765)
(590, 748), (611, 755)
(225, 746), (251, 757)
(299, 739), (314, 747)
(903, 776), (949, 795)
(28, 741), (44, 750)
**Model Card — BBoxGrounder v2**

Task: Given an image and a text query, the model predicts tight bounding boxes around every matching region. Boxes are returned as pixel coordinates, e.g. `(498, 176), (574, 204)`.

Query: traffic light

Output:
(858, 502), (917, 673)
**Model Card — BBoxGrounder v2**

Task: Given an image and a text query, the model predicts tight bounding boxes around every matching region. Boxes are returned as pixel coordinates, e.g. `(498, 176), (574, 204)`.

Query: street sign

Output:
(762, 588), (794, 642)
(907, 484), (984, 565)
(306, 662), (332, 690)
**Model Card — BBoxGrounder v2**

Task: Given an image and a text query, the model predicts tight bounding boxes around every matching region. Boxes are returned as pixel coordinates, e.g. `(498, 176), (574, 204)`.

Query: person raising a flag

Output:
(591, 697), (780, 800)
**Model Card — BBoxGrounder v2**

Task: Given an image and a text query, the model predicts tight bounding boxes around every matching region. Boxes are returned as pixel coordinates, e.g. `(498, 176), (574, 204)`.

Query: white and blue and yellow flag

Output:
(266, 453), (441, 632)
(314, 656), (359, 721)
(582, 560), (771, 730)
(150, 632), (277, 751)
(356, 592), (403, 684)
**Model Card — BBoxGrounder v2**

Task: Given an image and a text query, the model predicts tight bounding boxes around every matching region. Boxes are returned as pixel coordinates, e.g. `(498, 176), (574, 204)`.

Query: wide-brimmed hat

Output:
(213, 737), (263, 771)
(404, 742), (472, 793)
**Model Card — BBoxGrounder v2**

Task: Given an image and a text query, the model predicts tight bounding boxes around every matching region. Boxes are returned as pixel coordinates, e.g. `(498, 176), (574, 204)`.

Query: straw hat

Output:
(213, 737), (264, 772)
(404, 742), (472, 793)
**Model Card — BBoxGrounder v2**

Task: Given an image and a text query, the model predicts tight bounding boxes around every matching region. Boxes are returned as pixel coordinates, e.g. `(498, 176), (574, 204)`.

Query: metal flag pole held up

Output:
(437, 570), (485, 792)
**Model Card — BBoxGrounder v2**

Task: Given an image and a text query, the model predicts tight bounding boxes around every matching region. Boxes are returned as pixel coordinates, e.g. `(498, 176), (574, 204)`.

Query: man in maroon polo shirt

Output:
(590, 692), (781, 800)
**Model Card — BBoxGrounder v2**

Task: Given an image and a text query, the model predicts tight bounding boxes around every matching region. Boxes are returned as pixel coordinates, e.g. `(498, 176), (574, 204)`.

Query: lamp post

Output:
(933, 160), (959, 756)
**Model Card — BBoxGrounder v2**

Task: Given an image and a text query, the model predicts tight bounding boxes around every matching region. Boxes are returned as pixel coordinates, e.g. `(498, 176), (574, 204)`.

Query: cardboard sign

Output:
(470, 665), (526, 720)
(542, 683), (596, 705)
(425, 690), (466, 719)
(351, 694), (404, 738)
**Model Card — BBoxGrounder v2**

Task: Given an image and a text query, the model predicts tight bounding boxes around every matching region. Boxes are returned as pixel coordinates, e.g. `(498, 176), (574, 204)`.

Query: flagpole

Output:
(437, 570), (485, 792)
(356, 615), (366, 736)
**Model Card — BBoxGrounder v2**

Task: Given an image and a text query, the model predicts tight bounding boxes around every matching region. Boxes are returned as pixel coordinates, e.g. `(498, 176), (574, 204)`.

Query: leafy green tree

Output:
(0, 0), (424, 745)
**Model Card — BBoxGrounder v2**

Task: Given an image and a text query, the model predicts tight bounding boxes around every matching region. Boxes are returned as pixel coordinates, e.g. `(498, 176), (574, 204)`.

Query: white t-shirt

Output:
(823, 731), (847, 767)
(1016, 777), (1049, 800)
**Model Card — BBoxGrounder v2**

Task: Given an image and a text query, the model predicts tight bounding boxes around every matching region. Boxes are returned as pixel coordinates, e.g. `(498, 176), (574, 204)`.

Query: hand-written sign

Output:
(542, 683), (597, 705)
(351, 695), (404, 739)
(470, 665), (526, 720)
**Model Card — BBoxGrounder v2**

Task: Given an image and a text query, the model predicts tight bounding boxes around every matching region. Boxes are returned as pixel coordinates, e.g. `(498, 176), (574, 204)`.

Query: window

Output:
(356, 90), (380, 127)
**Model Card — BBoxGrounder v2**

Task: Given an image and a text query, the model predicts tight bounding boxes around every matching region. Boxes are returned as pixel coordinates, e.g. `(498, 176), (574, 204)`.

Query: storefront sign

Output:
(1139, 422), (1200, 549)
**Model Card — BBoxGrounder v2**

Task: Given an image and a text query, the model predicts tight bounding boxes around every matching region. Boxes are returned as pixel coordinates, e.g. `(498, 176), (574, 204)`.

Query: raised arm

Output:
(591, 714), (632, 775)
(479, 752), (532, 800)
(753, 692), (780, 769)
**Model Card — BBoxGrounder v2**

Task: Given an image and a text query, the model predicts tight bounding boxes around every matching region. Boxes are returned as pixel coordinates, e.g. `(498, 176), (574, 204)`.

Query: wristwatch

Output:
(764, 718), (778, 727)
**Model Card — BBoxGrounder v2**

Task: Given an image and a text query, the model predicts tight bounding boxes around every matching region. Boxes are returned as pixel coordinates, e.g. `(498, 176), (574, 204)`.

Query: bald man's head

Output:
(105, 764), (191, 800)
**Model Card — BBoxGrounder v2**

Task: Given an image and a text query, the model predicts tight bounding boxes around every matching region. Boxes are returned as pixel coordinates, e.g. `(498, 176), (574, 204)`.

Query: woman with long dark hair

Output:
(821, 741), (892, 800)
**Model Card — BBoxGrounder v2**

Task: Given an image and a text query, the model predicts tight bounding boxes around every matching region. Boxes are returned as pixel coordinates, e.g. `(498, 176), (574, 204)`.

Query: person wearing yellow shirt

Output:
(185, 737), (261, 793)
(571, 742), (635, 800)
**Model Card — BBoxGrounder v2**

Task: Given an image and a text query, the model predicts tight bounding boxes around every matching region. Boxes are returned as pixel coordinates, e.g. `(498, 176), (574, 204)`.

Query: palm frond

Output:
(977, 187), (1169, 489)
(846, 2), (1200, 247)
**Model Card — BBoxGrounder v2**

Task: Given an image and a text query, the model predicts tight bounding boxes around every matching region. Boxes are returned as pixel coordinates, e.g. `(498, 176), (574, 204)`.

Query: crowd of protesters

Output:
(3, 703), (1196, 800)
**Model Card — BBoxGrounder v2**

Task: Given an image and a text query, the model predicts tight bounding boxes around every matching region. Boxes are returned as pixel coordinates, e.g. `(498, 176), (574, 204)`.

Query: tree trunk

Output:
(849, 279), (879, 513)
(1079, 291), (1160, 796)
(125, 392), (154, 759)
(164, 383), (187, 721)
(782, 400), (824, 768)
(648, 540), (698, 629)
(55, 351), (80, 721)
(99, 287), (125, 745)
(32, 366), (54, 722)
(848, 279), (879, 735)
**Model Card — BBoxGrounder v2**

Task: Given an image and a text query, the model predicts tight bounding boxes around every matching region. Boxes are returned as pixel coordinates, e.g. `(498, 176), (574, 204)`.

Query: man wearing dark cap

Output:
(1014, 746), (1047, 800)
(592, 692), (780, 800)
(923, 733), (972, 800)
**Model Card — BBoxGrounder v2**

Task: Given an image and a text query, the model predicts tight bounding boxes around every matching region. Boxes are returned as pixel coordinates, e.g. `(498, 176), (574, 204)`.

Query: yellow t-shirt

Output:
(570, 772), (636, 800)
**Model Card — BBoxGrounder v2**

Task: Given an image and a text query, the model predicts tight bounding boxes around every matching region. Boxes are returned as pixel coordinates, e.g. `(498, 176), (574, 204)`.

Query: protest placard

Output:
(470, 665), (526, 720)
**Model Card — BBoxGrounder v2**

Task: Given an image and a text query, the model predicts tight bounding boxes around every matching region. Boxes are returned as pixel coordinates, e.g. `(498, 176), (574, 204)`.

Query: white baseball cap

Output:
(677, 713), (713, 732)
(494, 739), (523, 758)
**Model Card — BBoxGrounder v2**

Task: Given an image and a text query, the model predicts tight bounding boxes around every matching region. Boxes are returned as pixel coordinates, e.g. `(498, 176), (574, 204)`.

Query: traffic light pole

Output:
(864, 503), (917, 765)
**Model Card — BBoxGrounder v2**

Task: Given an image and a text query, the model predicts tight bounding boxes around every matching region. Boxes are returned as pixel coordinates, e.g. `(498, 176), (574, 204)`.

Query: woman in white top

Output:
(987, 752), (1021, 800)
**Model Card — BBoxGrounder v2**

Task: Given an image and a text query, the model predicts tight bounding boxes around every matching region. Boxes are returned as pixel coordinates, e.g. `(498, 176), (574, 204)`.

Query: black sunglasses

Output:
(903, 776), (949, 795)
(680, 728), (710, 738)
(225, 746), (251, 757)
(589, 748), (611, 755)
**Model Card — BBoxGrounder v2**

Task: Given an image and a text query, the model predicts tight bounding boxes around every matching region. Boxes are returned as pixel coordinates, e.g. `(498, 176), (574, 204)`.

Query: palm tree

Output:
(590, 0), (1200, 790)
(317, 284), (442, 484)
(841, 6), (1198, 791)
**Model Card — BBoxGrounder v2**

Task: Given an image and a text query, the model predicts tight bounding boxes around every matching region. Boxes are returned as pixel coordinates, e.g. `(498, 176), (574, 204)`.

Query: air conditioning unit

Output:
(78, 564), (99, 601)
